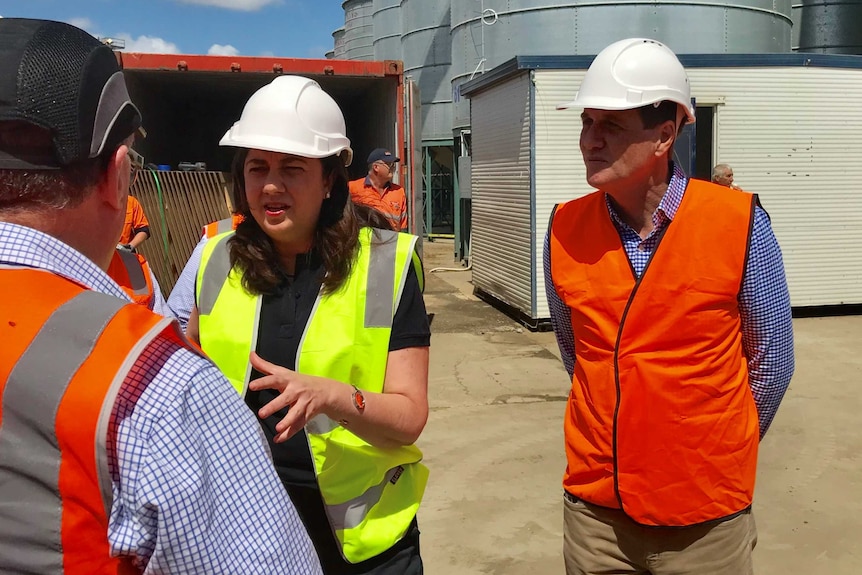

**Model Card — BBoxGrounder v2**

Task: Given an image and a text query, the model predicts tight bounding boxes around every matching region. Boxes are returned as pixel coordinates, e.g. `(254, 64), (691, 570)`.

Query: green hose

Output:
(150, 170), (170, 265)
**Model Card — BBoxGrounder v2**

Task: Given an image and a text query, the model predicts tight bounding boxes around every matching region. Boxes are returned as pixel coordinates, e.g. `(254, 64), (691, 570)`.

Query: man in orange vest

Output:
(0, 18), (321, 573)
(547, 38), (794, 574)
(349, 147), (408, 231)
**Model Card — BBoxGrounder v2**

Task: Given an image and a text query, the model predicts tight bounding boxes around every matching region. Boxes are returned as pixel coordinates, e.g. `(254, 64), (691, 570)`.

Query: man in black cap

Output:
(0, 18), (321, 573)
(349, 147), (408, 231)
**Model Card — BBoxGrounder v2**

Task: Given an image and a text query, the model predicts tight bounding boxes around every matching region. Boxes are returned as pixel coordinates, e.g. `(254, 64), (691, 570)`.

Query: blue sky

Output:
(0, 0), (345, 58)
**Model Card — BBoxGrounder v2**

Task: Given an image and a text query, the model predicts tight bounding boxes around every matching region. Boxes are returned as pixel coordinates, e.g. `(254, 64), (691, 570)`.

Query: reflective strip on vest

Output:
(328, 465), (406, 531)
(198, 233), (233, 316)
(365, 230), (398, 328)
(116, 249), (148, 296)
(204, 216), (238, 239)
(0, 291), (123, 573)
(197, 226), (427, 563)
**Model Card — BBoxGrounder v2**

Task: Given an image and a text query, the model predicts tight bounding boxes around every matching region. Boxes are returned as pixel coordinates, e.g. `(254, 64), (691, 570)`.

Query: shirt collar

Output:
(0, 221), (131, 301)
(364, 175), (391, 190)
(606, 162), (689, 227)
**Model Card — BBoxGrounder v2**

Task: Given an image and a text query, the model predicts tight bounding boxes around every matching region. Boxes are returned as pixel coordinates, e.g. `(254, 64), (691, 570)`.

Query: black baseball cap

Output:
(0, 18), (142, 169)
(367, 148), (399, 165)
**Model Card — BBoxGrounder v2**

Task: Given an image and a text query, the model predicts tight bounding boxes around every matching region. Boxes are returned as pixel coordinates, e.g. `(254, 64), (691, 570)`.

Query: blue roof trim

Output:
(461, 53), (862, 97)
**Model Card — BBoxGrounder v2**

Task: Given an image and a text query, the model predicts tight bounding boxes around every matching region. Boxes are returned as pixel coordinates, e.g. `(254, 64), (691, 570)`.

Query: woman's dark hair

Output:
(228, 149), (392, 296)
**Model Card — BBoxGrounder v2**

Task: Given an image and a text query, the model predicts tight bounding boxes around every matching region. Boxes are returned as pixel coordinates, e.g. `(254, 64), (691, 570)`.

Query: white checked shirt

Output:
(0, 222), (322, 574)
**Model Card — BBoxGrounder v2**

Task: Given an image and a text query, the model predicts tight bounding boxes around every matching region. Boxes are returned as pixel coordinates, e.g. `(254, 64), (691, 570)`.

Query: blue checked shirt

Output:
(543, 164), (795, 439)
(0, 222), (322, 574)
(167, 235), (207, 331)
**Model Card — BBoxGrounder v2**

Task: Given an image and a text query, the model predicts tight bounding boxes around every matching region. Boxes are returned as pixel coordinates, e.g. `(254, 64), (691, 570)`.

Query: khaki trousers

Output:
(563, 494), (757, 575)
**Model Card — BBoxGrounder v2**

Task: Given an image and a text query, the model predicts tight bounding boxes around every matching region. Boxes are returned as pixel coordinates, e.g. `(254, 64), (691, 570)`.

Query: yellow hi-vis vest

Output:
(195, 226), (428, 564)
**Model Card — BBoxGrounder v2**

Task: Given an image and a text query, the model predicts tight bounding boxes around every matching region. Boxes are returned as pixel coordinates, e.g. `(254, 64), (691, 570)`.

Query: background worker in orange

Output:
(349, 148), (408, 231)
(547, 38), (794, 574)
(107, 146), (171, 314)
(118, 151), (150, 252)
(0, 18), (320, 572)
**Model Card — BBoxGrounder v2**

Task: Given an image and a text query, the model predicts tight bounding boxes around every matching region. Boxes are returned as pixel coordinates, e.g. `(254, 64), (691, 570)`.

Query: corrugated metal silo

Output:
(343, 0), (375, 61)
(333, 27), (347, 59)
(325, 50), (336, 60)
(796, 0), (862, 53)
(451, 0), (793, 129)
(792, 2), (802, 50)
(373, 0), (403, 61)
(401, 0), (453, 141)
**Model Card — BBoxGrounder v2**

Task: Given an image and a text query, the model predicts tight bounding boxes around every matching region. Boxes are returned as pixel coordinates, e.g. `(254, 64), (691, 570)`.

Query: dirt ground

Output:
(417, 239), (862, 575)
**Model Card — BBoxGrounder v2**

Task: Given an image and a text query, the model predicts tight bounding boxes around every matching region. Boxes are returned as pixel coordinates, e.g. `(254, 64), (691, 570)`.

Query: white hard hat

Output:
(220, 75), (354, 166)
(557, 38), (695, 125)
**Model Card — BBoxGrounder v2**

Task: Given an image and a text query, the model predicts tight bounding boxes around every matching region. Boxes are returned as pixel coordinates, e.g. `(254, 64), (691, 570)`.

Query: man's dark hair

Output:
(638, 101), (683, 133)
(0, 123), (115, 211)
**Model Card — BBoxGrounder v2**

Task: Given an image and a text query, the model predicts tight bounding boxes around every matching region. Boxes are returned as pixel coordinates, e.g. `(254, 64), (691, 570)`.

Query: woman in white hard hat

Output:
(186, 75), (430, 574)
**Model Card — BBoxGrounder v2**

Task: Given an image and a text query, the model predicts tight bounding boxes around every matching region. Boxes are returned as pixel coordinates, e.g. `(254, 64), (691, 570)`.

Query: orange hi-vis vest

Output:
(107, 249), (154, 309)
(203, 214), (243, 239)
(0, 268), (185, 573)
(548, 179), (759, 526)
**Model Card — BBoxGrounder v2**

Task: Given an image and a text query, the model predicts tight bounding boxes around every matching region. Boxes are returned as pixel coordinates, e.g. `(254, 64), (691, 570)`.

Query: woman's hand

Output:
(248, 346), (429, 449)
(248, 352), (337, 443)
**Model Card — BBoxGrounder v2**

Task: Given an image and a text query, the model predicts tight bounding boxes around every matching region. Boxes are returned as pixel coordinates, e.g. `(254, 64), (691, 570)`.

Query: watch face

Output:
(353, 388), (366, 411)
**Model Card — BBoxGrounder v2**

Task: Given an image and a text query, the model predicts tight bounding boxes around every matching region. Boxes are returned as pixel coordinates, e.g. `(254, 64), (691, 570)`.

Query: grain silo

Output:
(343, 0), (375, 61)
(373, 0), (402, 61)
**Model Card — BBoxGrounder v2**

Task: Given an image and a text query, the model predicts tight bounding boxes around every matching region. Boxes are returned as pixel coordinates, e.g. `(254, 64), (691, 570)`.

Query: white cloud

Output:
(117, 33), (181, 54)
(208, 43), (239, 56)
(67, 17), (96, 33)
(258, 50), (275, 58)
(177, 0), (281, 11)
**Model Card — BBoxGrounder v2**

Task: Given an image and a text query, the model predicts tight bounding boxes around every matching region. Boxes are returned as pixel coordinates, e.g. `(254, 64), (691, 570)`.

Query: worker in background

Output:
(548, 38), (794, 574)
(349, 148), (408, 231)
(118, 147), (150, 252)
(183, 75), (430, 574)
(108, 146), (172, 314)
(712, 162), (743, 189)
(166, 213), (243, 330)
(0, 18), (321, 573)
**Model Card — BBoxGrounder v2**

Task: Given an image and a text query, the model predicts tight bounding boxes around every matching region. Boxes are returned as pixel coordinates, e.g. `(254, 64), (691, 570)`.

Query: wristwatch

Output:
(350, 385), (366, 413)
(340, 385), (366, 428)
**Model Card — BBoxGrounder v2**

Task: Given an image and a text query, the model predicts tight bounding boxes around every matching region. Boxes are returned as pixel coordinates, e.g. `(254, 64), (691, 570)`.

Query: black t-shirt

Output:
(245, 250), (430, 489)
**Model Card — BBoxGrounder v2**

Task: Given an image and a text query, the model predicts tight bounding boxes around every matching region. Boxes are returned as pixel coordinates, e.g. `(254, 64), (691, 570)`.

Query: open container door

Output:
(404, 76), (424, 250)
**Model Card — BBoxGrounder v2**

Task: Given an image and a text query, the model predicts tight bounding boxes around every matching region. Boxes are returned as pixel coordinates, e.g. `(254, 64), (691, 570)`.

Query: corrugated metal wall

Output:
(532, 69), (588, 318)
(532, 65), (862, 310)
(470, 72), (534, 316)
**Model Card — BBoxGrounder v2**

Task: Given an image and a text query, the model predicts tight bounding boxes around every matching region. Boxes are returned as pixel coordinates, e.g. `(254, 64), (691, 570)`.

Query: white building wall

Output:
(469, 72), (534, 316)
(533, 70), (588, 318)
(533, 65), (862, 310)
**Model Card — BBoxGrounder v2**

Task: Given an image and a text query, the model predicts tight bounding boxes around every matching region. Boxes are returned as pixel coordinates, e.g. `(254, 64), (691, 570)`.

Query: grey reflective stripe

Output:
(198, 233), (232, 315)
(117, 249), (148, 295)
(395, 236), (419, 306)
(365, 228), (398, 328)
(0, 291), (125, 574)
(216, 217), (234, 234)
(306, 413), (340, 435)
(326, 466), (404, 531)
(242, 297), (263, 398)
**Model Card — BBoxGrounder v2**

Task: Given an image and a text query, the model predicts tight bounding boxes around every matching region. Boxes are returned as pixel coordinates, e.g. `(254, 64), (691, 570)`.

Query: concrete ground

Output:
(417, 239), (862, 575)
